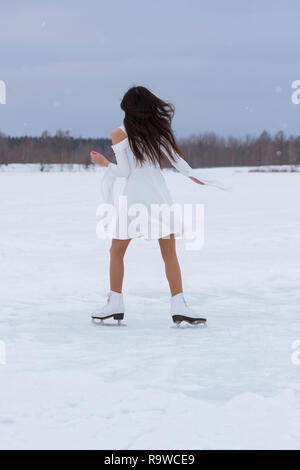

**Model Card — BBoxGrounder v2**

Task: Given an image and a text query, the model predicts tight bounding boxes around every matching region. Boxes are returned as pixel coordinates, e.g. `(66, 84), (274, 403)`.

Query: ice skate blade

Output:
(91, 312), (124, 325)
(172, 321), (207, 329)
(91, 319), (127, 327)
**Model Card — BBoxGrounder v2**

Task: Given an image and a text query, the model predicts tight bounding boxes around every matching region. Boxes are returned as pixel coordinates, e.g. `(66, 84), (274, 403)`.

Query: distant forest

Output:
(0, 129), (300, 169)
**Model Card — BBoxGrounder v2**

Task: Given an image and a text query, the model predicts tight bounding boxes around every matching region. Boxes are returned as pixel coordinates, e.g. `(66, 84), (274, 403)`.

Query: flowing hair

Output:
(120, 86), (183, 167)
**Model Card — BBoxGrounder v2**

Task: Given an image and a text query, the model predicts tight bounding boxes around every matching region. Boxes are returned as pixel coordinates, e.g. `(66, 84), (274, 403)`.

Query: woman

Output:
(90, 86), (216, 326)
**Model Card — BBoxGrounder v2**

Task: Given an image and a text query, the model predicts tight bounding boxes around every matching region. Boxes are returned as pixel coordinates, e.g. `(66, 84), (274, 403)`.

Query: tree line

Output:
(0, 129), (299, 169)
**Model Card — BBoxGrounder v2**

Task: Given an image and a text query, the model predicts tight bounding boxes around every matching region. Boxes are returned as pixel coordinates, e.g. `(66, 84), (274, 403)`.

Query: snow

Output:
(0, 163), (101, 173)
(0, 166), (300, 450)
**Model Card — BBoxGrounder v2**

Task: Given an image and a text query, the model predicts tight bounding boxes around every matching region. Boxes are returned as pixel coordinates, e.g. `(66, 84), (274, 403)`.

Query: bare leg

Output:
(158, 234), (183, 296)
(110, 239), (131, 293)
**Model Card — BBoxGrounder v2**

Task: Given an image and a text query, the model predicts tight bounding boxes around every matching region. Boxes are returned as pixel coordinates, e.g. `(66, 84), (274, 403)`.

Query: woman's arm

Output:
(162, 147), (228, 190)
(162, 147), (205, 184)
(90, 128), (130, 177)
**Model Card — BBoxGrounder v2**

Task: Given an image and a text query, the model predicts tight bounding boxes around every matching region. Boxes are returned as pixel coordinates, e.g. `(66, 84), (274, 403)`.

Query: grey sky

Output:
(0, 0), (300, 138)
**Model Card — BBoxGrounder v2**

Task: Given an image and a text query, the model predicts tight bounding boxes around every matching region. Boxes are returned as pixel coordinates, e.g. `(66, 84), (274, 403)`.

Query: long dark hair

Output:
(120, 86), (183, 167)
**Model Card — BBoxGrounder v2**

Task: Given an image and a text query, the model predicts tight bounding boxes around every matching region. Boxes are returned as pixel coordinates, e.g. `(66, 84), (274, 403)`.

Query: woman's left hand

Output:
(90, 151), (110, 167)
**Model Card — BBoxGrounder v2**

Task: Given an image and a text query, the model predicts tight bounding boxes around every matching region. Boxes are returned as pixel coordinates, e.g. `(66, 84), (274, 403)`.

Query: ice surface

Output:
(0, 166), (299, 449)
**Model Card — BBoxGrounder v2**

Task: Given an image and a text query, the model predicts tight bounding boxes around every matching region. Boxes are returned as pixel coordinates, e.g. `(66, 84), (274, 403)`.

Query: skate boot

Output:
(171, 293), (207, 326)
(91, 291), (125, 325)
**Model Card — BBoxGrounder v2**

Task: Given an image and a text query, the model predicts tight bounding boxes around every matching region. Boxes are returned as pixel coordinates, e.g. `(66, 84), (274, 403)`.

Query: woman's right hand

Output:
(90, 151), (110, 167)
(189, 176), (205, 185)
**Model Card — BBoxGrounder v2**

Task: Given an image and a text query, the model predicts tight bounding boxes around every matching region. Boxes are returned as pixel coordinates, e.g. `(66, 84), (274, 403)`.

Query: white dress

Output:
(100, 124), (221, 240)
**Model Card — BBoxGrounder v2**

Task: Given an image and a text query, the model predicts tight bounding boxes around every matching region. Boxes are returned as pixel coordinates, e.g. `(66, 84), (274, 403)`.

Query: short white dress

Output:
(99, 124), (220, 240)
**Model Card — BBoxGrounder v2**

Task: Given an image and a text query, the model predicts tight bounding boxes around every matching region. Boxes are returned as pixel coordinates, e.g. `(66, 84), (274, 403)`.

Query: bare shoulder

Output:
(111, 127), (127, 145)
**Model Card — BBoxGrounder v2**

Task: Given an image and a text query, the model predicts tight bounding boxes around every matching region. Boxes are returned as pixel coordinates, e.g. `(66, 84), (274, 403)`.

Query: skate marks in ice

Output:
(91, 313), (126, 327)
(172, 315), (207, 328)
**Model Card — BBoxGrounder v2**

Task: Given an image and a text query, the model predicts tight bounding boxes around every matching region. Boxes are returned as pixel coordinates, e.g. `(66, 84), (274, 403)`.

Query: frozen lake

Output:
(0, 166), (299, 449)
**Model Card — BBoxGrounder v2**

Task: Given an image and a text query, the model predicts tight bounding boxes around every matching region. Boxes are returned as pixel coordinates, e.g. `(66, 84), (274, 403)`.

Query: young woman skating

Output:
(90, 86), (218, 326)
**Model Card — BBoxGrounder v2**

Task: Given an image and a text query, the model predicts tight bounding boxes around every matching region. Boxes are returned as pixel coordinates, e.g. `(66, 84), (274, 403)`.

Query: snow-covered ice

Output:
(0, 166), (299, 450)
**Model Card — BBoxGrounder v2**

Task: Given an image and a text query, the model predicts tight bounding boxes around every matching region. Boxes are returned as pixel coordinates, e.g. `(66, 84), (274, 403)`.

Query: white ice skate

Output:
(171, 293), (207, 327)
(91, 291), (125, 326)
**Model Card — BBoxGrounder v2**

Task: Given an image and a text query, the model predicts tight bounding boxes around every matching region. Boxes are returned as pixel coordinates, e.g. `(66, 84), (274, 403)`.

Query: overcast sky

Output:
(0, 0), (300, 139)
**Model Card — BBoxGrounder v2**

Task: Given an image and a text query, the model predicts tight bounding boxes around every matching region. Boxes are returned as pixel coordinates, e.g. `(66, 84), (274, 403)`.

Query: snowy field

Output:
(0, 166), (300, 450)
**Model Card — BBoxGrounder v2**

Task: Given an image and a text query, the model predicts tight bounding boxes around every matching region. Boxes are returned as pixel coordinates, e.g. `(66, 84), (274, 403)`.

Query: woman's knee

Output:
(110, 241), (129, 259)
